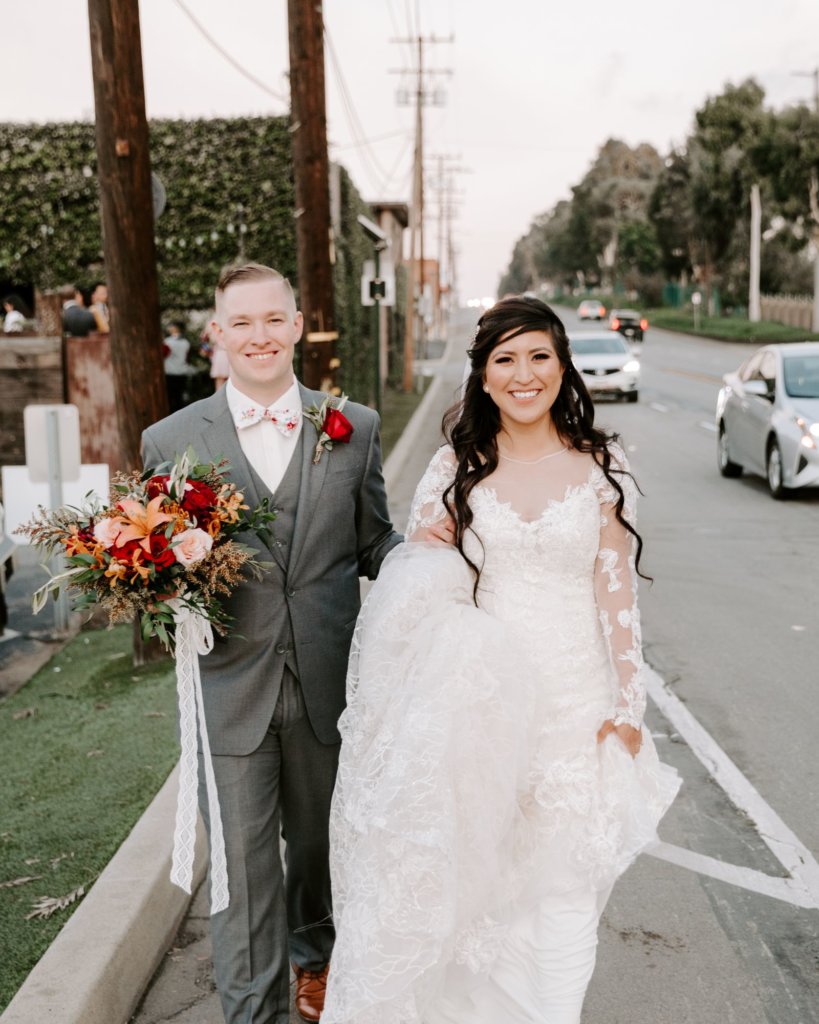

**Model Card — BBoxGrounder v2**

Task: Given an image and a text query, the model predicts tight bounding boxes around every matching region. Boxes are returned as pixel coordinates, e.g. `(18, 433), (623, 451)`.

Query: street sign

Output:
(361, 258), (396, 307)
(24, 405), (81, 484)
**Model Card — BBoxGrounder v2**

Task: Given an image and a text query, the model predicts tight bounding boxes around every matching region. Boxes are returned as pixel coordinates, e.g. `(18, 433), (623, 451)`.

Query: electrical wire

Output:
(172, 0), (288, 106)
(324, 24), (402, 195)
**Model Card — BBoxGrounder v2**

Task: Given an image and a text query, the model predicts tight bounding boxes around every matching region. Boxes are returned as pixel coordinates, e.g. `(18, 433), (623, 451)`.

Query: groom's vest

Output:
(246, 441), (303, 681)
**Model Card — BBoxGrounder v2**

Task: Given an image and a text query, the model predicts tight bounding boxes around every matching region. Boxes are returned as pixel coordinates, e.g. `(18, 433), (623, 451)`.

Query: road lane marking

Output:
(649, 842), (817, 910)
(698, 420), (717, 433)
(649, 402), (669, 413)
(646, 667), (819, 909)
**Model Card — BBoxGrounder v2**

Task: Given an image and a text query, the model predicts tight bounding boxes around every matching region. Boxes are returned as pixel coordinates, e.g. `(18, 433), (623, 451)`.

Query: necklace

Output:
(498, 446), (569, 465)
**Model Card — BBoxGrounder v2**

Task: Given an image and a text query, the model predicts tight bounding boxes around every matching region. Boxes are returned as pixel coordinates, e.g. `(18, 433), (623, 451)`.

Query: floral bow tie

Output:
(234, 406), (301, 436)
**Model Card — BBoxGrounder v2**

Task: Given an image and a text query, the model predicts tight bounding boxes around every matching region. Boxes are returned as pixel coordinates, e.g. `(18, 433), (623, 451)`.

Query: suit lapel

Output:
(288, 385), (331, 578)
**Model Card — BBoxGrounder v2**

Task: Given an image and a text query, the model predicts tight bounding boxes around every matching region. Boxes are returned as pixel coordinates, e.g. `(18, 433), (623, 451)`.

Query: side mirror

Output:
(743, 378), (773, 400)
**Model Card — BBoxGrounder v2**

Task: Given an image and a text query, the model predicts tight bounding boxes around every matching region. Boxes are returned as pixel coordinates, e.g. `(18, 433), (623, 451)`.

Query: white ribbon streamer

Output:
(169, 602), (229, 914)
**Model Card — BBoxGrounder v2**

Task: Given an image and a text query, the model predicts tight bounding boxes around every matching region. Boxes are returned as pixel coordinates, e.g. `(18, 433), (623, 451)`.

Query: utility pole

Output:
(390, 33), (453, 390)
(749, 183), (761, 323)
(87, 0), (166, 469)
(792, 67), (819, 113)
(429, 153), (467, 337)
(288, 0), (337, 392)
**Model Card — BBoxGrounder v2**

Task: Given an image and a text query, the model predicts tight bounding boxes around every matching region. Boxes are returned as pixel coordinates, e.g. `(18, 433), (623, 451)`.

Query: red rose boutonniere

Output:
(304, 393), (354, 464)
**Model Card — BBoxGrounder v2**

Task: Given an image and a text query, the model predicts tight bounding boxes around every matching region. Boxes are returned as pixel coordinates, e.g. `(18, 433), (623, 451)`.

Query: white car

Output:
(569, 331), (640, 402)
(576, 300), (606, 321)
(716, 342), (819, 498)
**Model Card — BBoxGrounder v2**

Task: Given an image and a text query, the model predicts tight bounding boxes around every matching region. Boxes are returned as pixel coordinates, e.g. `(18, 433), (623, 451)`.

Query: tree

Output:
(752, 103), (819, 327)
(649, 150), (695, 281)
(686, 79), (766, 310)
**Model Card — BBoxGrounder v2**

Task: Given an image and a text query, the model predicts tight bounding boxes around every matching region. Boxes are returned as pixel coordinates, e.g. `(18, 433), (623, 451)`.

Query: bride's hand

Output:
(597, 719), (642, 758)
(409, 517), (456, 545)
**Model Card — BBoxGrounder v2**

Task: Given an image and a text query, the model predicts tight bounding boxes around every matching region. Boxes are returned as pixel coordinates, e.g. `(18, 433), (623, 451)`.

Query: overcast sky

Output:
(3, 0), (819, 299)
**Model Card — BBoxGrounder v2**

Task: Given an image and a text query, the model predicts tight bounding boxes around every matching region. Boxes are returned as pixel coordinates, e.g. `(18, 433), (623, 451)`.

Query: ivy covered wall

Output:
(0, 117), (404, 403)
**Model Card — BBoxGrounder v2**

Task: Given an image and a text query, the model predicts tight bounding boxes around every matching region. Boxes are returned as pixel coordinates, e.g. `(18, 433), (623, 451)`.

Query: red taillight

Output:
(600, 307), (606, 317)
(640, 318), (648, 331)
(611, 318), (620, 330)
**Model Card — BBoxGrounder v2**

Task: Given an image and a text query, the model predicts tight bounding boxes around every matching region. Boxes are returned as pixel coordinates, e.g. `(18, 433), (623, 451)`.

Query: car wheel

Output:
(766, 438), (787, 499)
(625, 391), (639, 403)
(717, 424), (742, 478)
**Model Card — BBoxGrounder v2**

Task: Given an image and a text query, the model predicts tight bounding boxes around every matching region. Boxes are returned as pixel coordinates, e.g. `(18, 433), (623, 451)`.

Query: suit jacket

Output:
(62, 303), (97, 337)
(141, 383), (401, 754)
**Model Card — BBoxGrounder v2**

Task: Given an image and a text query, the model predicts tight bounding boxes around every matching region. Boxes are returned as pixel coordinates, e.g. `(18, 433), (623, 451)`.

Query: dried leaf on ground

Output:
(12, 707), (37, 720)
(26, 885), (86, 920)
(86, 749), (104, 758)
(0, 875), (43, 890)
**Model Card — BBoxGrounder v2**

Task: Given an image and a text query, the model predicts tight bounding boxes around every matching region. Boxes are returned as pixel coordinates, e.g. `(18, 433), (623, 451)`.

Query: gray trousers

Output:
(198, 669), (340, 1024)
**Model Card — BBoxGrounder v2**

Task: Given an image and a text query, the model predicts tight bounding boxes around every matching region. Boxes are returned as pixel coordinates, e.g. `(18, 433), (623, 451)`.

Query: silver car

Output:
(715, 342), (819, 498)
(569, 331), (640, 402)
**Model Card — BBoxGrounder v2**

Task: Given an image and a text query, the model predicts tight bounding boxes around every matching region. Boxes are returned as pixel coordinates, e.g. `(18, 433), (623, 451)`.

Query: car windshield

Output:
(783, 354), (819, 398)
(571, 336), (629, 355)
(613, 310), (640, 320)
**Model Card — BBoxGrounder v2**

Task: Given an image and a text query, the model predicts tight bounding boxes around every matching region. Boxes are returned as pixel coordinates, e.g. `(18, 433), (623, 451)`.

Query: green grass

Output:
(379, 378), (431, 458)
(0, 626), (178, 1011)
(645, 308), (819, 344)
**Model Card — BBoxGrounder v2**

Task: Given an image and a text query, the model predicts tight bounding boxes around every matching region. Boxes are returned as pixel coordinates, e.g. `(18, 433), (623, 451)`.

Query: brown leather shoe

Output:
(292, 962), (330, 1022)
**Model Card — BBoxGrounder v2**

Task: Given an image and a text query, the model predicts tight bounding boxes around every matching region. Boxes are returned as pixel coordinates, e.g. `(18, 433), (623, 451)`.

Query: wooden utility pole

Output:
(390, 33), (453, 390)
(87, 0), (167, 469)
(288, 0), (337, 392)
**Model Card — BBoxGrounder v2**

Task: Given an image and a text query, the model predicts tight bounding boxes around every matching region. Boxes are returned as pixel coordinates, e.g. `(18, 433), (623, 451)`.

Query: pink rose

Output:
(94, 517), (124, 549)
(173, 528), (214, 567)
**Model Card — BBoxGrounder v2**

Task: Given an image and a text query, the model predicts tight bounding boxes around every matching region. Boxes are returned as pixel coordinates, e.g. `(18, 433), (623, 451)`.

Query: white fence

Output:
(760, 294), (813, 330)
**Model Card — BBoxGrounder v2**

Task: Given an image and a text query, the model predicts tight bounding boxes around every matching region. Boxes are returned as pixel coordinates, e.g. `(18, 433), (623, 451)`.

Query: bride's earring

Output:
(483, 383), (490, 393)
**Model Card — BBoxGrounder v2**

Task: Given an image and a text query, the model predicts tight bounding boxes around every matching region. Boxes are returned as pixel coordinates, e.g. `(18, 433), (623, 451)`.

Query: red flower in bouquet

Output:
(18, 447), (277, 650)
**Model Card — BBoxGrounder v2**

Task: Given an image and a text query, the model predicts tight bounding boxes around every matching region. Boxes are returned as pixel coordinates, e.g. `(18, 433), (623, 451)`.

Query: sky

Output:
(2, 0), (819, 300)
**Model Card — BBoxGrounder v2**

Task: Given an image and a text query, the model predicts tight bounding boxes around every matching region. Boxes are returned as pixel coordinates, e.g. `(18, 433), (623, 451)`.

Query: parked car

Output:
(577, 299), (606, 321)
(715, 342), (819, 499)
(568, 331), (640, 402)
(608, 309), (648, 342)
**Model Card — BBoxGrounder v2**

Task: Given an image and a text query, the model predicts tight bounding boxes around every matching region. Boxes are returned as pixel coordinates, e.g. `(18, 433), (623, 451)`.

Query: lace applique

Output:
(454, 915), (509, 974)
(590, 444), (646, 729)
(405, 445), (456, 536)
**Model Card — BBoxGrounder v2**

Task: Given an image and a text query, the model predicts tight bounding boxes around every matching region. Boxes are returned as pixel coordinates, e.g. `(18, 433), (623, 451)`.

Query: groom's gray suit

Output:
(142, 383), (400, 1024)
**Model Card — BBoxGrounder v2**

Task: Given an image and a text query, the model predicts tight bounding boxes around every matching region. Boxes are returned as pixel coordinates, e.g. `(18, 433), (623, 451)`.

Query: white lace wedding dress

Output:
(322, 444), (680, 1023)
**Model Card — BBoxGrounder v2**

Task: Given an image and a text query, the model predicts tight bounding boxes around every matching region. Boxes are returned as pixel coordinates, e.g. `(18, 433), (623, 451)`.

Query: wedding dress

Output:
(322, 444), (680, 1023)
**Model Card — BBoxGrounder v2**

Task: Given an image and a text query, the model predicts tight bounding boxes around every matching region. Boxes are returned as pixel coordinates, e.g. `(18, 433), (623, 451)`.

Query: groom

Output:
(142, 263), (402, 1023)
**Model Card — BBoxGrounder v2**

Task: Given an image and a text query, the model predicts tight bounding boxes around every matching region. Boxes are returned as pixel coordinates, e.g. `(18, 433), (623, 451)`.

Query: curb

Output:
(0, 767), (207, 1024)
(1, 360), (451, 1024)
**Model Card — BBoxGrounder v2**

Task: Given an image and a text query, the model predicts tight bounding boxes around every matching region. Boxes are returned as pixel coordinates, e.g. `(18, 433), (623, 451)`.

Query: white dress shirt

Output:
(226, 378), (303, 495)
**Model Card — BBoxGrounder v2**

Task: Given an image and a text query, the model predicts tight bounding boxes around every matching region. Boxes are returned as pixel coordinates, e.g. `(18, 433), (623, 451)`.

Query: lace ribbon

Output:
(169, 601), (229, 914)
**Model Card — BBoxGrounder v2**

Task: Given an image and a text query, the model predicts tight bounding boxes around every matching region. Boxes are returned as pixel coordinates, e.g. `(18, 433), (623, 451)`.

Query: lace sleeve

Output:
(406, 445), (457, 539)
(591, 445), (646, 729)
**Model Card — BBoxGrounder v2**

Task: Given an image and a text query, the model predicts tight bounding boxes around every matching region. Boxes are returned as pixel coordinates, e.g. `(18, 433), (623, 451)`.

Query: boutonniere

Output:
(303, 393), (354, 464)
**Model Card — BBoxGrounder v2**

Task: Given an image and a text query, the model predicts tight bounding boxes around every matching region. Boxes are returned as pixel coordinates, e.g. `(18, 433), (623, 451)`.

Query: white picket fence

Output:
(760, 294), (814, 330)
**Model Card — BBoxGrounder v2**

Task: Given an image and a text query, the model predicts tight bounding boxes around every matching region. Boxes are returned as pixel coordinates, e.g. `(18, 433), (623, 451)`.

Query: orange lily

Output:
(115, 496), (175, 553)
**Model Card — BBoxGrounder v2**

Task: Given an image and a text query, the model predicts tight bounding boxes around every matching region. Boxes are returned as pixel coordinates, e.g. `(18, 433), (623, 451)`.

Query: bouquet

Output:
(18, 448), (276, 649)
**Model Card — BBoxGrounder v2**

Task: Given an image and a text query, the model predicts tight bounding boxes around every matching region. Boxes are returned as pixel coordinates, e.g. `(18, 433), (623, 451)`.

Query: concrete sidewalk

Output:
(0, 319), (472, 1024)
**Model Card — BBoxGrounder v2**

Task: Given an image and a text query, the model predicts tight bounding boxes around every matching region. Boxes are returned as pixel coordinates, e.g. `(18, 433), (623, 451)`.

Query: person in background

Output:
(60, 284), (97, 337)
(163, 320), (191, 412)
(89, 282), (110, 333)
(3, 294), (31, 333)
(202, 321), (230, 390)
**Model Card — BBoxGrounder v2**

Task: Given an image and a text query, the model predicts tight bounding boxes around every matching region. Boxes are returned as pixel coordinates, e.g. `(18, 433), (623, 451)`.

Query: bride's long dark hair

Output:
(442, 295), (648, 602)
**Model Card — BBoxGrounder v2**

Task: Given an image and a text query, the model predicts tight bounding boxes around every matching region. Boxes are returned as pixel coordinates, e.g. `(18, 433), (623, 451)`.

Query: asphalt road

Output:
(131, 307), (819, 1022)
(559, 309), (819, 1024)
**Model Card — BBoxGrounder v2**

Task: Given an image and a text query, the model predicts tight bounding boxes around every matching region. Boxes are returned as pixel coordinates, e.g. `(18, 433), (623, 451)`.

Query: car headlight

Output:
(622, 360), (640, 373)
(796, 417), (818, 449)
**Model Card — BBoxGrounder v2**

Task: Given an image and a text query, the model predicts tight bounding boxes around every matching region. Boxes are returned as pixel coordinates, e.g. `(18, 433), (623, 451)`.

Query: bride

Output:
(322, 296), (680, 1023)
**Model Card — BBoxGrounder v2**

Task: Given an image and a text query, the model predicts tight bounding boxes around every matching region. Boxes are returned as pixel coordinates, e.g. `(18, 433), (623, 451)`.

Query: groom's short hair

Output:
(215, 262), (297, 314)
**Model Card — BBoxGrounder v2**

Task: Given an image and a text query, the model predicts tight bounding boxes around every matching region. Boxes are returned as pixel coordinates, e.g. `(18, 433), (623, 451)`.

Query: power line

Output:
(172, 0), (288, 105)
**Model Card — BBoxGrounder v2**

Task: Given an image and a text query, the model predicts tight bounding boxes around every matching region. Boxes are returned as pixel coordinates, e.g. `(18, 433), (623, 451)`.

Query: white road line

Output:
(649, 402), (669, 413)
(646, 667), (819, 908)
(698, 420), (717, 433)
(0, 628), (21, 644)
(648, 842), (818, 910)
